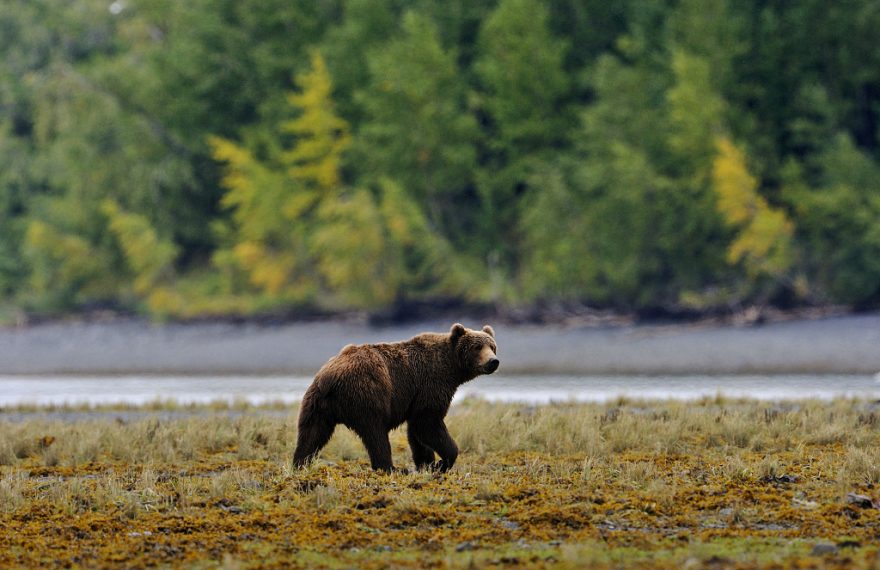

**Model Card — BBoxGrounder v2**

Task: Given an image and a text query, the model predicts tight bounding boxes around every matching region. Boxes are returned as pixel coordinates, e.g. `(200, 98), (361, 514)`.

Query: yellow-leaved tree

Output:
(210, 51), (391, 308)
(712, 137), (793, 279)
(101, 200), (180, 316)
(210, 136), (309, 299)
(23, 220), (108, 309)
(284, 52), (389, 307)
(282, 52), (351, 193)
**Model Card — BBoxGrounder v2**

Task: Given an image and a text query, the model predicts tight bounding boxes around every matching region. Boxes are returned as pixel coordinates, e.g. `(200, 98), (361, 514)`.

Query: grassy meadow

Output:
(2, 397), (880, 568)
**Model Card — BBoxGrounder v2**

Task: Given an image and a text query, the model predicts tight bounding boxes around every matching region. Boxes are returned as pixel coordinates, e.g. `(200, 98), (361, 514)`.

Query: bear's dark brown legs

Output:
(353, 425), (394, 472)
(292, 417), (336, 468)
(410, 418), (458, 472)
(407, 425), (436, 470)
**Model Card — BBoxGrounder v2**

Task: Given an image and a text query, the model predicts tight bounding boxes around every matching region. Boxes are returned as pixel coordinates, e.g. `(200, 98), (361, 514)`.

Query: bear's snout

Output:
(476, 344), (499, 374)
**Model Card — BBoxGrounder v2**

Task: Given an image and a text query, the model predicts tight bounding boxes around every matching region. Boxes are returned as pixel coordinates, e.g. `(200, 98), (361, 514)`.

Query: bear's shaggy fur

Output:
(292, 323), (499, 472)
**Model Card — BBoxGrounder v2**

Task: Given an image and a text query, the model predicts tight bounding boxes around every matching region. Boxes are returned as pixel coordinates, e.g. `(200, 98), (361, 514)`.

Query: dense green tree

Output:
(0, 127), (28, 296)
(545, 0), (630, 71)
(519, 0), (746, 310)
(476, 0), (570, 149)
(783, 136), (880, 306)
(134, 0), (338, 145)
(730, 0), (880, 184)
(520, 49), (677, 306)
(411, 0), (496, 66)
(353, 11), (478, 246)
(2, 0), (880, 317)
(665, 50), (725, 172)
(374, 178), (478, 302)
(0, 1), (78, 298)
(473, 0), (571, 268)
(0, 0), (190, 312)
(320, 0), (398, 124)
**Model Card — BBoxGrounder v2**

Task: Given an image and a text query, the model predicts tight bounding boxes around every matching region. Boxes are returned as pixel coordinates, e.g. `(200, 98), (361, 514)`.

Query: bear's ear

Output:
(450, 323), (466, 344)
(482, 325), (495, 338)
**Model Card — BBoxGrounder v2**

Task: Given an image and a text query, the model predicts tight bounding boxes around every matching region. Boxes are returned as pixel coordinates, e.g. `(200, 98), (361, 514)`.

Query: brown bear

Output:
(292, 323), (499, 472)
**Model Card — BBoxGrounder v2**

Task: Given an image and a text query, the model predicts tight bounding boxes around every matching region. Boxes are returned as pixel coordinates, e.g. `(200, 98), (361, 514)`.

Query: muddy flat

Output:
(1, 313), (878, 375)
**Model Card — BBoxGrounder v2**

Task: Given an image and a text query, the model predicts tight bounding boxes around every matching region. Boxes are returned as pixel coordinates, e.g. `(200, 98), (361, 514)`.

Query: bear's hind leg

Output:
(292, 417), (335, 468)
(407, 424), (435, 470)
(353, 424), (394, 472)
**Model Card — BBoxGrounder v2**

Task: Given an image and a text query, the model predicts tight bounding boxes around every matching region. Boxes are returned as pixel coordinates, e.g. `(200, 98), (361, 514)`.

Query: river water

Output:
(1, 374), (878, 407)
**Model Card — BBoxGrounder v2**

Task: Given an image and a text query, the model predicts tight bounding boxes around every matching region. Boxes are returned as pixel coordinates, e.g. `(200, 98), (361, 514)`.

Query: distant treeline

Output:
(1, 0), (879, 319)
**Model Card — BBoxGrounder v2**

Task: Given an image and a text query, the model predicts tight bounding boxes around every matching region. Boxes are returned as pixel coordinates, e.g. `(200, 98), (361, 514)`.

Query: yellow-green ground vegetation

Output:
(2, 397), (880, 568)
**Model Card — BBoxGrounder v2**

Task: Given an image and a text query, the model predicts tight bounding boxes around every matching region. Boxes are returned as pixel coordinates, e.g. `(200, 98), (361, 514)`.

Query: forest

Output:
(1, 0), (879, 321)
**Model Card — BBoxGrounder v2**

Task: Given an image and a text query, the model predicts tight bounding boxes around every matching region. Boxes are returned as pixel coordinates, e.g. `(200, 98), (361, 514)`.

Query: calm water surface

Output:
(0, 374), (878, 407)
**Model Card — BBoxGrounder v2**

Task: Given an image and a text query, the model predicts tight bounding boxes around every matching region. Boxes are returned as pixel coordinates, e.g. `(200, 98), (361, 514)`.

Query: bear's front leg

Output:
(407, 424), (436, 470)
(410, 417), (458, 472)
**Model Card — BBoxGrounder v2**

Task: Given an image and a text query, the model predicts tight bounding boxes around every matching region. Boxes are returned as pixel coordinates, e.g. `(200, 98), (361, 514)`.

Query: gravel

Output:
(1, 313), (878, 375)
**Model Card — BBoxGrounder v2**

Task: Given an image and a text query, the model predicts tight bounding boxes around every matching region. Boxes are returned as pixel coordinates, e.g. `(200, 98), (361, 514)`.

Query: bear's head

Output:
(450, 323), (499, 377)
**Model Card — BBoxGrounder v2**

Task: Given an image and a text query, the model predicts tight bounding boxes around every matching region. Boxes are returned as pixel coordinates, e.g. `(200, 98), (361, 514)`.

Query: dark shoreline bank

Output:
(1, 311), (878, 376)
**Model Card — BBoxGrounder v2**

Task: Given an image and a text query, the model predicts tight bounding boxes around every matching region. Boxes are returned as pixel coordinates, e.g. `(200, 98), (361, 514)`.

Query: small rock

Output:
(455, 541), (475, 552)
(758, 523), (787, 531)
(762, 474), (798, 484)
(684, 555), (731, 570)
(498, 519), (520, 530)
(811, 543), (839, 556)
(792, 498), (819, 510)
(846, 493), (877, 509)
(549, 540), (562, 546)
